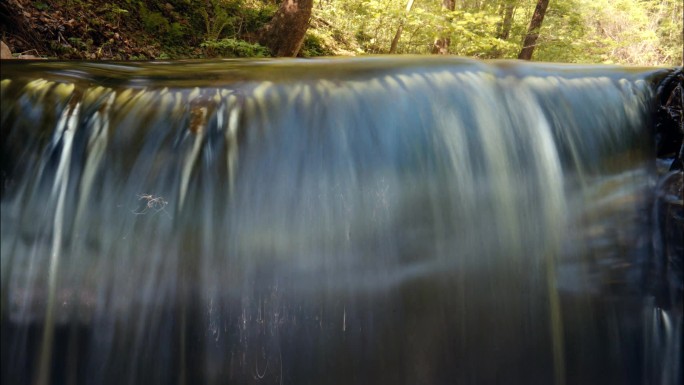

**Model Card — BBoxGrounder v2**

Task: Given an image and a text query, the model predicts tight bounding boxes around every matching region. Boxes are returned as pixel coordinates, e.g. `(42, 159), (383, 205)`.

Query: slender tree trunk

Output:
(389, 0), (416, 54)
(497, 0), (516, 40)
(491, 0), (516, 58)
(518, 0), (549, 60)
(258, 0), (314, 57)
(431, 0), (456, 54)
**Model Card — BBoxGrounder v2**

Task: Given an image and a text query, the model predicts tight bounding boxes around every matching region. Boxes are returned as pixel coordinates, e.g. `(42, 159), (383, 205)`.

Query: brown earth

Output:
(0, 0), (162, 59)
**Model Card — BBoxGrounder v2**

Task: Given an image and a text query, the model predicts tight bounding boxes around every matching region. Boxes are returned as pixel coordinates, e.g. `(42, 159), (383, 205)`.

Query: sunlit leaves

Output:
(307, 0), (681, 64)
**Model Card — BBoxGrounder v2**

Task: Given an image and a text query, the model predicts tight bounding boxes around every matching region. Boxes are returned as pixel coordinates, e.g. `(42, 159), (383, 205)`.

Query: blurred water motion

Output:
(0, 58), (680, 385)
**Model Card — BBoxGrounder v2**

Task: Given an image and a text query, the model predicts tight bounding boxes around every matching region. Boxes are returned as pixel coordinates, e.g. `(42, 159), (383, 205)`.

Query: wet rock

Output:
(1, 41), (12, 59)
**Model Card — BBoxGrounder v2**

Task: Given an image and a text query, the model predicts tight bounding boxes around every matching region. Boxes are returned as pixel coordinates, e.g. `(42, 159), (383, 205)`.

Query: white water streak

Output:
(38, 100), (80, 385)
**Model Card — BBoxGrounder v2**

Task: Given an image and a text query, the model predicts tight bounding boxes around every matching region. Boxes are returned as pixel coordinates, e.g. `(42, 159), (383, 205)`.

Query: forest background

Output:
(0, 0), (682, 66)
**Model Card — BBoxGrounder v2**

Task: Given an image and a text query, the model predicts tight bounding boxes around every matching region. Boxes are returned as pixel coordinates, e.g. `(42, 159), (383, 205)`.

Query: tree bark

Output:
(389, 0), (416, 54)
(518, 0), (549, 60)
(497, 0), (516, 40)
(431, 0), (456, 55)
(258, 0), (314, 57)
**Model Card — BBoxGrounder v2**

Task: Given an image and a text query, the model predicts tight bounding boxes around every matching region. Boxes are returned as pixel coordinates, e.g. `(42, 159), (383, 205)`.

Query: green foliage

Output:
(201, 0), (237, 40)
(33, 0), (684, 63)
(67, 37), (97, 54)
(200, 38), (270, 57)
(238, 3), (277, 31)
(138, 3), (186, 44)
(34, 2), (50, 11)
(306, 0), (681, 64)
(300, 33), (335, 57)
(140, 5), (168, 34)
(532, 0), (590, 62)
(532, 0), (682, 65)
(97, 3), (129, 26)
(49, 40), (75, 57)
(647, 0), (683, 65)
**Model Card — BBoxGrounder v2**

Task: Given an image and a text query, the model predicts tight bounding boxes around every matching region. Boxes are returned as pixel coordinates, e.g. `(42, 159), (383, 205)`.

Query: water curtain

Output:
(1, 58), (680, 385)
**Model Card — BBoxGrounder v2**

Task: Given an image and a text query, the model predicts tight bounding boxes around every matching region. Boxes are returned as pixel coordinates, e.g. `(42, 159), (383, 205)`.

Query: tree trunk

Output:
(497, 0), (516, 40)
(431, 0), (456, 55)
(389, 0), (416, 54)
(389, 25), (404, 54)
(518, 0), (549, 60)
(258, 0), (314, 57)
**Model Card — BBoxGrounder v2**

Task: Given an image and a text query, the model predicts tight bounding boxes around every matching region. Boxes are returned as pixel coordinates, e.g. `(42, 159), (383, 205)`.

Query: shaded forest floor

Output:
(0, 0), (357, 60)
(1, 0), (170, 59)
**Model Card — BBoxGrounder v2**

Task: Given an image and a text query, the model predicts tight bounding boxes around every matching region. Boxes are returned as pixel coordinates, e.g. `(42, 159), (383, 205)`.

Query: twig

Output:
(132, 193), (172, 218)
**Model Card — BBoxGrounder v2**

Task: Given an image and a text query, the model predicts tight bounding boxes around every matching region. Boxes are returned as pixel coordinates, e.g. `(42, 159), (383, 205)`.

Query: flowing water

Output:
(0, 57), (680, 385)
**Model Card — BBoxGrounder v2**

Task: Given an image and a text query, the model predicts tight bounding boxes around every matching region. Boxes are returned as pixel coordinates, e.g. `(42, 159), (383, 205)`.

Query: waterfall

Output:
(0, 58), (680, 385)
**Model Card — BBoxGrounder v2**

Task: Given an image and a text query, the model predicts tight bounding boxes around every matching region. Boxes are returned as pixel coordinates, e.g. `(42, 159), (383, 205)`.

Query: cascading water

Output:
(0, 58), (681, 385)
